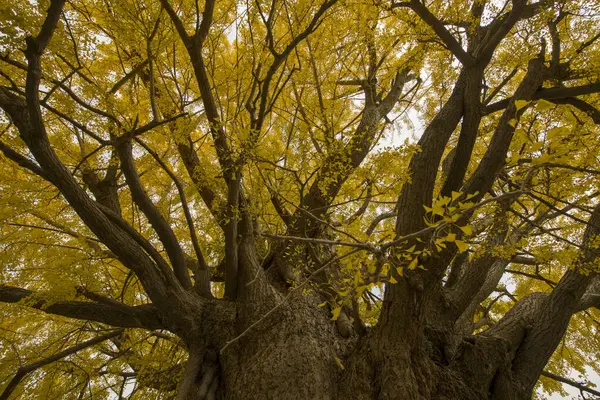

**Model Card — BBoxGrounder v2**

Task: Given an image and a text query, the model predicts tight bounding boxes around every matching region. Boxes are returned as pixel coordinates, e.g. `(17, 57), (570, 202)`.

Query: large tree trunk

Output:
(173, 264), (530, 400)
(177, 316), (522, 400)
(179, 288), (344, 399)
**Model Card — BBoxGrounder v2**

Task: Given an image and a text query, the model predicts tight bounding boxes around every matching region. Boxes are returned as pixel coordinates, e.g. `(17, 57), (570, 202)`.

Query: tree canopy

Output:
(1, 0), (600, 398)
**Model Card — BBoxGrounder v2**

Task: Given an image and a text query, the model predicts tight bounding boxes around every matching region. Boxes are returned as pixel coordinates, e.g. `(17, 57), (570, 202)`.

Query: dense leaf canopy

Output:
(1, 0), (600, 398)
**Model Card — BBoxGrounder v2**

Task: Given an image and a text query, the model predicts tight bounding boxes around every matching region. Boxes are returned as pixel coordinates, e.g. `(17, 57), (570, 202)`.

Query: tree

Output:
(1, 0), (600, 398)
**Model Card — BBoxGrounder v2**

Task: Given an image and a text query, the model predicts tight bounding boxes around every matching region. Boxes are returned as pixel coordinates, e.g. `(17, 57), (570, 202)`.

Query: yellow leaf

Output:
(396, 267), (404, 277)
(445, 233), (456, 242)
(530, 141), (544, 152)
(515, 100), (528, 111)
(536, 99), (554, 111)
(356, 285), (368, 298)
(389, 276), (398, 284)
(438, 196), (451, 206)
(506, 153), (520, 165)
(354, 270), (362, 285)
(514, 129), (529, 143)
(565, 112), (578, 124)
(331, 307), (342, 321)
(335, 356), (345, 370)
(318, 301), (327, 308)
(455, 240), (469, 253)
(460, 225), (472, 235)
(432, 204), (445, 216)
(464, 192), (479, 201)
(533, 153), (552, 165)
(547, 126), (567, 141)
(508, 119), (517, 128)
(451, 191), (462, 201)
(408, 257), (419, 270)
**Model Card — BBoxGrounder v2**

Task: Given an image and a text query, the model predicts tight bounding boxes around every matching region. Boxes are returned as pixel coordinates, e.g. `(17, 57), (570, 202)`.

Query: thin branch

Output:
(0, 329), (124, 400)
(540, 370), (600, 397)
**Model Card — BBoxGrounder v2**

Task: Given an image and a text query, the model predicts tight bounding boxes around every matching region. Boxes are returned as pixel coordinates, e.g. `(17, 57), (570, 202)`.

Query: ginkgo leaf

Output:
(565, 112), (578, 124)
(0, 0), (597, 397)
(514, 129), (529, 142)
(536, 99), (555, 111)
(515, 100), (529, 111)
(459, 225), (473, 236)
(530, 142), (544, 152)
(455, 240), (469, 253)
(547, 126), (568, 140)
(506, 153), (520, 165)
(408, 257), (419, 270)
(331, 307), (342, 321)
(432, 204), (445, 216)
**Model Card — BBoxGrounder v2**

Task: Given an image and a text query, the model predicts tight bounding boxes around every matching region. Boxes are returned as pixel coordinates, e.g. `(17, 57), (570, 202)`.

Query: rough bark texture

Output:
(3, 0), (600, 399)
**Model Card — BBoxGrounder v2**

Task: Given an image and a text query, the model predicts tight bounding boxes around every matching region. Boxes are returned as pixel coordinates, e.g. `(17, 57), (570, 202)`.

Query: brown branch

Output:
(261, 232), (374, 251)
(0, 329), (124, 400)
(540, 371), (600, 397)
(1, 12), (182, 312)
(485, 83), (600, 115)
(135, 138), (212, 297)
(0, 285), (163, 329)
(0, 140), (51, 181)
(505, 269), (556, 287)
(403, 0), (475, 66)
(116, 139), (192, 290)
(109, 59), (150, 94)
(366, 211), (396, 236)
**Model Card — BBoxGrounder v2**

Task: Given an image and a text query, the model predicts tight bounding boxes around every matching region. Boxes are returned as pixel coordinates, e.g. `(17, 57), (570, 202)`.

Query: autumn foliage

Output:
(1, 0), (600, 398)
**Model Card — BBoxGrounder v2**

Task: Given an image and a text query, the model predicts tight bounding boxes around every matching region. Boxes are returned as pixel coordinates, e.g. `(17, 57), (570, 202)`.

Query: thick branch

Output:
(116, 140), (192, 290)
(484, 82), (600, 115)
(405, 0), (475, 66)
(0, 285), (163, 329)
